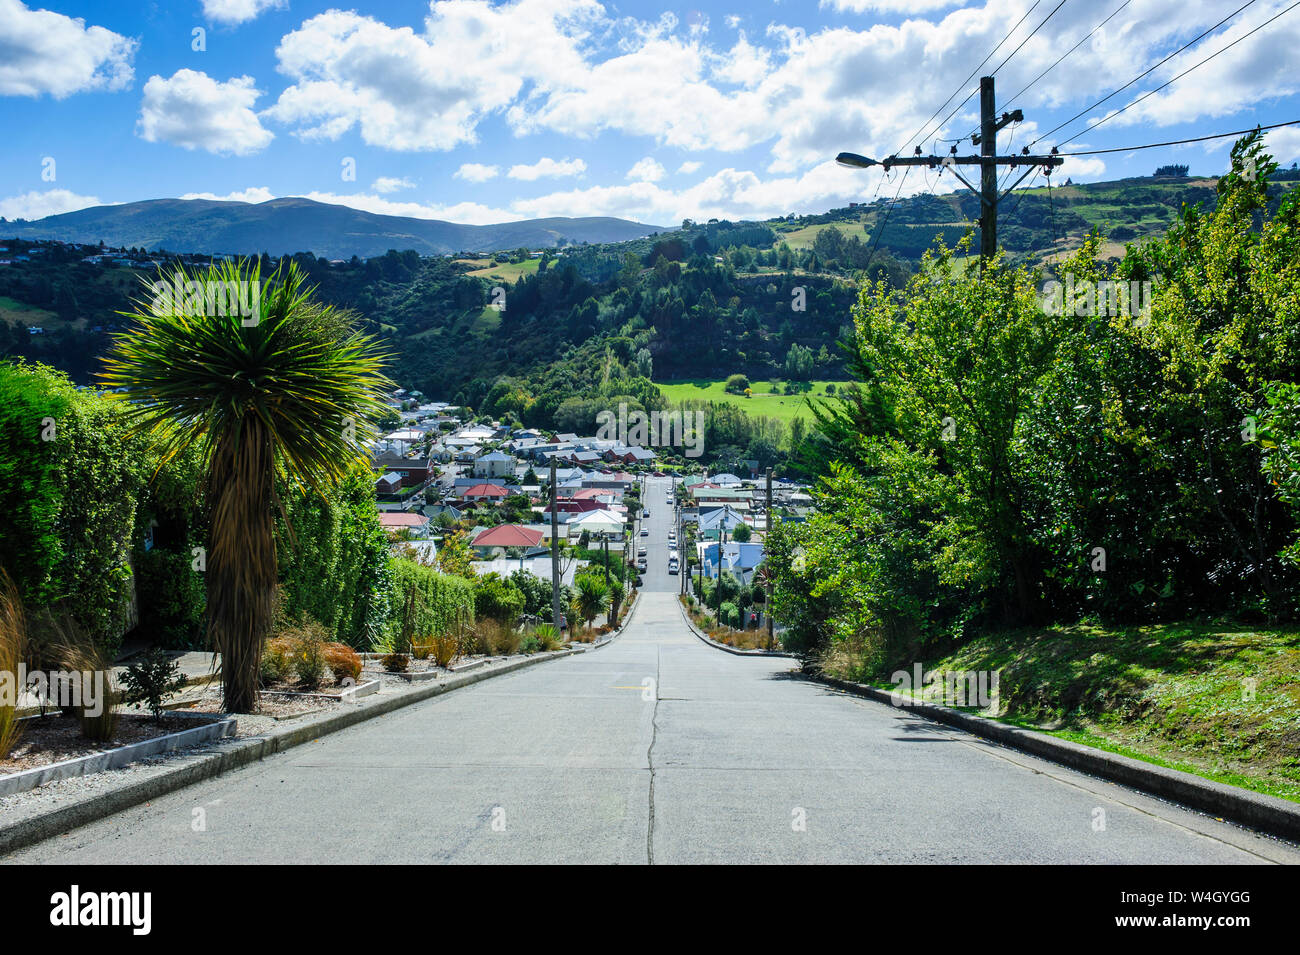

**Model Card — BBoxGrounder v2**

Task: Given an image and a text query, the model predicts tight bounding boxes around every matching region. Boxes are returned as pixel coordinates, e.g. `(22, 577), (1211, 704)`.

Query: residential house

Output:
(473, 449), (516, 479)
(460, 483), (511, 503)
(378, 511), (431, 538)
(697, 504), (749, 540)
(472, 524), (545, 557)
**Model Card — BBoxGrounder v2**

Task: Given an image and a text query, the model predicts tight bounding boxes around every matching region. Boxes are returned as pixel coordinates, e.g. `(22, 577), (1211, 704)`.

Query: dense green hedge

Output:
(0, 361), (150, 657)
(277, 468), (392, 647)
(386, 557), (475, 643)
(0, 359), (406, 656)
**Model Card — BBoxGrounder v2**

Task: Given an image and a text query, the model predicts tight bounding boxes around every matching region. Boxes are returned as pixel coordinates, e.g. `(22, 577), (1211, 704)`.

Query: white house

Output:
(473, 449), (516, 479)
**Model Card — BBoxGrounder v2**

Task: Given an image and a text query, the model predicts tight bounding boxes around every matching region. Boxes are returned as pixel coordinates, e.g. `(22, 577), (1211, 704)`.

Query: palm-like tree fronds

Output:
(100, 260), (393, 712)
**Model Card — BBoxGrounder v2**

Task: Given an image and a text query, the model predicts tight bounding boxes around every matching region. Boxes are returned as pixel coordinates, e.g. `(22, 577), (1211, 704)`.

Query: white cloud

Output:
(180, 186), (276, 203)
(138, 69), (274, 155)
(264, 1), (602, 151)
(677, 160), (703, 174)
(169, 186), (515, 224)
(509, 159), (916, 225)
(0, 188), (104, 220)
(455, 163), (500, 183)
(300, 192), (514, 223)
(201, 0), (286, 26)
(1056, 157), (1107, 181)
(507, 156), (587, 180)
(371, 176), (415, 193)
(250, 0), (1300, 185)
(0, 0), (135, 98)
(1260, 126), (1300, 166)
(627, 157), (666, 182)
(822, 0), (968, 12)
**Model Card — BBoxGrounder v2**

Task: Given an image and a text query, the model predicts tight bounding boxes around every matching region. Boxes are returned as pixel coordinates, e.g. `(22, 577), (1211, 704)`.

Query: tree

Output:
(725, 373), (751, 395)
(732, 522), (752, 543)
(785, 343), (815, 381)
(100, 260), (392, 712)
(574, 574), (609, 629)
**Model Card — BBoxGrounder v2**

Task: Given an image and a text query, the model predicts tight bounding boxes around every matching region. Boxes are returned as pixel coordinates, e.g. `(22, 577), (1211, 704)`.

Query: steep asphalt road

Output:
(6, 480), (1297, 864)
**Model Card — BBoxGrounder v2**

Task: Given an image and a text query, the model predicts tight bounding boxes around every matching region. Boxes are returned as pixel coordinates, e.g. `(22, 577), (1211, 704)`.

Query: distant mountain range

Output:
(1, 197), (668, 259)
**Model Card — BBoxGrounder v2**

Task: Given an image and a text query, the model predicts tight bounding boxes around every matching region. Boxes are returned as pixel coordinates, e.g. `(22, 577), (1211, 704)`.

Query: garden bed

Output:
(0, 711), (235, 797)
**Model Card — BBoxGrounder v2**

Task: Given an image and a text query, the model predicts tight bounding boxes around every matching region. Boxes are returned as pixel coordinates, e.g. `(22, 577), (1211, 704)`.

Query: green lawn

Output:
(655, 378), (846, 425)
(463, 258), (541, 285)
(0, 295), (58, 327)
(835, 621), (1300, 803)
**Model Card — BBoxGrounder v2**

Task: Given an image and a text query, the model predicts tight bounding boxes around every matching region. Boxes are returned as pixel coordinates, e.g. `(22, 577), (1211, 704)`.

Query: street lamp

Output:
(835, 152), (878, 169)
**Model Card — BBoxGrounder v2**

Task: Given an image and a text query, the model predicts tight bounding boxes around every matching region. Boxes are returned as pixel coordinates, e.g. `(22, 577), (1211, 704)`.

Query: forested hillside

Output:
(4, 168), (1298, 470)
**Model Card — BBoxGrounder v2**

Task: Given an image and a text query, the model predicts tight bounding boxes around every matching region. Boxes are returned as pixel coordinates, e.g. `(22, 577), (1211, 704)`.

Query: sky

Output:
(2, 0), (1300, 227)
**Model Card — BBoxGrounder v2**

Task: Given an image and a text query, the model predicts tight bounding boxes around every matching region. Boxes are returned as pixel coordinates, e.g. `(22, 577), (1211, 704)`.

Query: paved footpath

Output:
(6, 478), (1298, 864)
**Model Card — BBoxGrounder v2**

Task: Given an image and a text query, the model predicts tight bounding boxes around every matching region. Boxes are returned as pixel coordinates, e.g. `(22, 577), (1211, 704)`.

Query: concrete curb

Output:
(0, 647), (588, 856)
(675, 597), (793, 657)
(809, 672), (1300, 844)
(0, 713), (237, 798)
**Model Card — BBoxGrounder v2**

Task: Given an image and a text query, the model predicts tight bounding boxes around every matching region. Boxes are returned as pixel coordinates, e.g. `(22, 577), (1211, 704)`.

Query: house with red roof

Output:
(472, 524), (546, 556)
(377, 511), (431, 539)
(460, 483), (511, 502)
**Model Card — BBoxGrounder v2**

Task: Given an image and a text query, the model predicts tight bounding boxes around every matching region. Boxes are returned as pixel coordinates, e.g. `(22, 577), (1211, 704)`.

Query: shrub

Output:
(121, 648), (187, 721)
(430, 632), (459, 668)
(519, 634), (540, 654)
(382, 652), (409, 672)
(261, 637), (294, 685)
(323, 642), (362, 684)
(533, 623), (563, 651)
(277, 615), (330, 689)
(473, 573), (525, 624)
(0, 570), (27, 758)
(481, 619), (522, 655)
(46, 621), (120, 743)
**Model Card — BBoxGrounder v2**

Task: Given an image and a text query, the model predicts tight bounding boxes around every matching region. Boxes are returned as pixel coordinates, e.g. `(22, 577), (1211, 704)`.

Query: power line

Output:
(1055, 0), (1300, 149)
(910, 0), (1068, 155)
(1000, 0), (1134, 115)
(1054, 117), (1300, 155)
(1029, 0), (1261, 147)
(1001, 168), (1044, 222)
(990, 0), (1070, 76)
(862, 166), (912, 279)
(898, 0), (1046, 156)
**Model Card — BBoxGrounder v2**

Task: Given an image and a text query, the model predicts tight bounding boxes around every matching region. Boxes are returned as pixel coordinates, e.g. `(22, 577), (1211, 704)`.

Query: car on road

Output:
(643, 509), (650, 518)
(640, 528), (649, 536)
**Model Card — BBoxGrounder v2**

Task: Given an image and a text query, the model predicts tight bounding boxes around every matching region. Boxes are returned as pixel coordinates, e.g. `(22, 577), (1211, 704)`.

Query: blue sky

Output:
(3, 0), (1299, 227)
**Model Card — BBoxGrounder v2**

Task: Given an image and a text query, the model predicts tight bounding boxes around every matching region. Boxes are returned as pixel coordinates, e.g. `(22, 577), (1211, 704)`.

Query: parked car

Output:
(640, 528), (649, 536)
(643, 509), (650, 518)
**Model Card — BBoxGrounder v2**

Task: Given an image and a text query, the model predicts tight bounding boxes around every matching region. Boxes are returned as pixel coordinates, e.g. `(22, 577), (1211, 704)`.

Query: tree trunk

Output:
(206, 423), (277, 713)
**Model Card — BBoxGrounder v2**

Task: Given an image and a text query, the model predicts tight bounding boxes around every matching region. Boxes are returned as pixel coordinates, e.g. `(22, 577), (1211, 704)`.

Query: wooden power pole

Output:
(837, 76), (1062, 264)
(765, 467), (774, 649)
(549, 458), (561, 631)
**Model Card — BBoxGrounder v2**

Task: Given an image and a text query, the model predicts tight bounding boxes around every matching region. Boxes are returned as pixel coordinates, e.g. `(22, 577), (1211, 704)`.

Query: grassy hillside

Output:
(825, 622), (1300, 803)
(656, 378), (845, 425)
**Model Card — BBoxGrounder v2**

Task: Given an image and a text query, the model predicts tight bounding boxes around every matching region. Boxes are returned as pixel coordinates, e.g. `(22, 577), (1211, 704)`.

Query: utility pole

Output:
(765, 467), (774, 650)
(549, 458), (561, 631)
(716, 525), (727, 628)
(979, 76), (999, 261)
(837, 76), (1061, 265)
